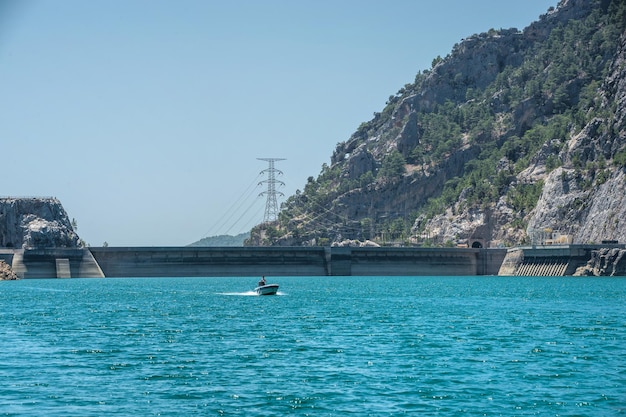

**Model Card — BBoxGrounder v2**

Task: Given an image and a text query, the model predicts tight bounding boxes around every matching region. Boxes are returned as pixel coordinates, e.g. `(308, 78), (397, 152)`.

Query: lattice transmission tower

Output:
(258, 158), (286, 223)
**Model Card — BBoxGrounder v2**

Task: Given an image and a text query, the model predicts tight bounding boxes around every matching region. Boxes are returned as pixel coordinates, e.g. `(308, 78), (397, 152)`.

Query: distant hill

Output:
(249, 0), (626, 248)
(188, 232), (250, 247)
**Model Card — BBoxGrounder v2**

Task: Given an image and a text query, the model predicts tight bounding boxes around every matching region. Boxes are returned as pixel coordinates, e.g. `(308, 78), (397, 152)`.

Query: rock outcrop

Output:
(574, 248), (626, 276)
(0, 260), (18, 280)
(0, 197), (81, 249)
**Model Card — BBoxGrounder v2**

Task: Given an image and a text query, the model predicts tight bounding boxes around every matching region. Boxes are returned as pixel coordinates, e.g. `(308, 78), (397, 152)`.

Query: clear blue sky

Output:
(0, 0), (557, 246)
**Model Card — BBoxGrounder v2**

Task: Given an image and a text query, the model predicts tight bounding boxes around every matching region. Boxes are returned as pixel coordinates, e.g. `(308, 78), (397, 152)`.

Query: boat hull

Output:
(255, 284), (279, 295)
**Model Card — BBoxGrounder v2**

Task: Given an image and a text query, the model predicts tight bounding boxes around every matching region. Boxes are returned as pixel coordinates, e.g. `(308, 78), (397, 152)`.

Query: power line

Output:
(223, 194), (264, 236)
(202, 173), (262, 237)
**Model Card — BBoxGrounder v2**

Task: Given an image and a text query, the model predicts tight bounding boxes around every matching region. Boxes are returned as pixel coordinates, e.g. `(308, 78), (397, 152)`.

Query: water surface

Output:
(1, 276), (625, 416)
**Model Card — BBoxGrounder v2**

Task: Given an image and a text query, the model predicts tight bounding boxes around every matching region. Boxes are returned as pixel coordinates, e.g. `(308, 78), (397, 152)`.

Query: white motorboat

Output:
(255, 277), (279, 295)
(255, 283), (279, 296)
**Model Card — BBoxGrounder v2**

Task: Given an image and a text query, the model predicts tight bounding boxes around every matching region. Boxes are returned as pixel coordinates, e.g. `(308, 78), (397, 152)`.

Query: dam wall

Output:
(6, 246), (505, 278)
(89, 247), (330, 277)
(16, 245), (624, 279)
(88, 246), (500, 277)
(335, 247), (506, 276)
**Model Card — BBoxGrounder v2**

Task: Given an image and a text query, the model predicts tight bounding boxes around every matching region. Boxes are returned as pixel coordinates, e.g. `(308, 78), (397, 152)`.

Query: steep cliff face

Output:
(250, 0), (626, 247)
(0, 197), (81, 249)
(526, 26), (626, 244)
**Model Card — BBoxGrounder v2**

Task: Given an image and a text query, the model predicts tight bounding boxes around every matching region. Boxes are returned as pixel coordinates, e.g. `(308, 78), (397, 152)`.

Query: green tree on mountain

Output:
(378, 150), (406, 180)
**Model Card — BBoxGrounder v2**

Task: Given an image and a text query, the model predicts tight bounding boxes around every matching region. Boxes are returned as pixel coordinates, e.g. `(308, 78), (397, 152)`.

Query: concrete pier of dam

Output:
(7, 248), (105, 279)
(4, 244), (623, 279)
(5, 246), (507, 278)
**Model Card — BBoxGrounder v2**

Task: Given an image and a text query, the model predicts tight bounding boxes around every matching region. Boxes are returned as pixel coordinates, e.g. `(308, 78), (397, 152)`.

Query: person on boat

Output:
(258, 276), (266, 287)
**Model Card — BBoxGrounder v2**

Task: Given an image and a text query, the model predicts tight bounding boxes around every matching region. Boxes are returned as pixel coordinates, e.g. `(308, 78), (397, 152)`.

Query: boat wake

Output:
(218, 291), (257, 296)
(218, 291), (284, 296)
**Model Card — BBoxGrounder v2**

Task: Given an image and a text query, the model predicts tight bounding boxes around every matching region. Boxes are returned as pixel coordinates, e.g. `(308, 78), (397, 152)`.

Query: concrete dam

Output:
(4, 246), (507, 278)
(3, 244), (623, 279)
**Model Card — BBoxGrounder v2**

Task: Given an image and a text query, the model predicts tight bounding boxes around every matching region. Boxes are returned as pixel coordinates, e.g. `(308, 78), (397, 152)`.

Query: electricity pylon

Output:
(258, 158), (286, 223)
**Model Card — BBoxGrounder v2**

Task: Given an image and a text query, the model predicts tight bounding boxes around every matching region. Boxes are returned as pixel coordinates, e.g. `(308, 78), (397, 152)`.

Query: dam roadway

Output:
(4, 246), (507, 278)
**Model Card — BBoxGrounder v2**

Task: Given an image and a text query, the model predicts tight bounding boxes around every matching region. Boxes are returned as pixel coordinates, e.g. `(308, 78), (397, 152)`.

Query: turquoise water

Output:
(1, 276), (625, 416)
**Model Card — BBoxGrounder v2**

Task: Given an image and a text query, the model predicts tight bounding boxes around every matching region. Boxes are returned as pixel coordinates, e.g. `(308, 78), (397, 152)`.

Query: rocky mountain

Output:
(249, 0), (626, 248)
(0, 197), (81, 249)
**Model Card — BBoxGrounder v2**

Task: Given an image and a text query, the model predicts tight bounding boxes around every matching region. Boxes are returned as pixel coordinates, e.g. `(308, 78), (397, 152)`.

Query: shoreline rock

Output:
(574, 247), (626, 276)
(0, 260), (18, 280)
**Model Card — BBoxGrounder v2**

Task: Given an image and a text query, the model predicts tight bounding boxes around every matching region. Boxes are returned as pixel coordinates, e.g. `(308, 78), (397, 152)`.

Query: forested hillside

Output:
(188, 232), (249, 247)
(248, 0), (626, 248)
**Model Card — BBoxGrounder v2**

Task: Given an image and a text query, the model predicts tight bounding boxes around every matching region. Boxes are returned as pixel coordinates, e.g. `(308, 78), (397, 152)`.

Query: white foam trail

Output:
(217, 291), (284, 296)
(218, 291), (257, 296)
